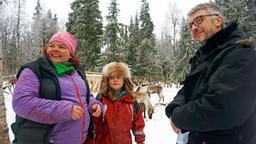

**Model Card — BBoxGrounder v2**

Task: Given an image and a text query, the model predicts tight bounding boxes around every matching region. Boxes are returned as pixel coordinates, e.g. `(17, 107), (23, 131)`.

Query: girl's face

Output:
(108, 75), (124, 92)
(46, 41), (71, 63)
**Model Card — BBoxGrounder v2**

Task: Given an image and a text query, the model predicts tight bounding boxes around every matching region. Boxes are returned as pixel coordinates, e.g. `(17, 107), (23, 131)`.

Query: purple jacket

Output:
(12, 68), (103, 144)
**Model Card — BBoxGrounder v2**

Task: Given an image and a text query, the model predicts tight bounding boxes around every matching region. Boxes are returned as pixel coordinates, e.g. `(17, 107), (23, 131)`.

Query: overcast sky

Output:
(24, 0), (209, 36)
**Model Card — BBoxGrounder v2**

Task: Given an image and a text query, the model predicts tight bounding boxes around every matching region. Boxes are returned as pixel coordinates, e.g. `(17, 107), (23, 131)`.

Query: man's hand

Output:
(71, 105), (83, 120)
(92, 104), (101, 117)
(170, 119), (181, 134)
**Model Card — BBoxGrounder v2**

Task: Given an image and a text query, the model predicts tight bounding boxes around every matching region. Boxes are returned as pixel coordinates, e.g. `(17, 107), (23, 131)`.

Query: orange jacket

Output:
(94, 93), (145, 144)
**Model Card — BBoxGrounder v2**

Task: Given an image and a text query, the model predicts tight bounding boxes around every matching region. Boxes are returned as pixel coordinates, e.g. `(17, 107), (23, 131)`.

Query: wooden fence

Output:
(85, 72), (102, 94)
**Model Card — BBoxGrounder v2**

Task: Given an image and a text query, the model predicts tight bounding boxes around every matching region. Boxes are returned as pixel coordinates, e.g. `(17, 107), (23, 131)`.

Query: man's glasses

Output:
(188, 14), (219, 29)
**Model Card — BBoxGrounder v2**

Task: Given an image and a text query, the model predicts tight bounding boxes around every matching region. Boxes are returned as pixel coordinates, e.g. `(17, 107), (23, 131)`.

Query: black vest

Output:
(11, 56), (93, 144)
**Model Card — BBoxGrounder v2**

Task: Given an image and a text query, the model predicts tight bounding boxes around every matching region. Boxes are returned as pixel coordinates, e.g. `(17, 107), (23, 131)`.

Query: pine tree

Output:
(66, 0), (103, 71)
(243, 0), (256, 37)
(30, 0), (59, 61)
(156, 2), (181, 82)
(215, 0), (256, 37)
(126, 14), (140, 76)
(31, 0), (43, 59)
(137, 0), (156, 80)
(119, 23), (129, 61)
(171, 18), (198, 82)
(103, 0), (122, 63)
(41, 10), (58, 46)
(0, 0), (8, 5)
(0, 13), (17, 75)
(155, 33), (173, 82)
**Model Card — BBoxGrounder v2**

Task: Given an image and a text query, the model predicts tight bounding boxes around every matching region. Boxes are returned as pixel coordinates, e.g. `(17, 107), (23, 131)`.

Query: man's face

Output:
(188, 9), (223, 44)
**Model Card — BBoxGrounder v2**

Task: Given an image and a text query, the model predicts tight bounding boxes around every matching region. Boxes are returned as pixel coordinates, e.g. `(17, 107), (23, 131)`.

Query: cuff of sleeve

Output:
(89, 102), (98, 114)
(135, 135), (145, 144)
(171, 110), (181, 129)
(165, 103), (179, 118)
(89, 101), (104, 114)
(62, 101), (74, 121)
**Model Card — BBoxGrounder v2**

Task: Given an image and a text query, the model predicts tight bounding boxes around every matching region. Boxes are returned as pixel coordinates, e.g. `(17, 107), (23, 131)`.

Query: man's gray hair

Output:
(188, 2), (225, 26)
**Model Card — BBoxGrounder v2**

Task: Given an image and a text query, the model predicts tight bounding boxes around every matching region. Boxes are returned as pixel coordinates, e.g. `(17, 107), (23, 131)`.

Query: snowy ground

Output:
(143, 87), (179, 144)
(4, 85), (180, 144)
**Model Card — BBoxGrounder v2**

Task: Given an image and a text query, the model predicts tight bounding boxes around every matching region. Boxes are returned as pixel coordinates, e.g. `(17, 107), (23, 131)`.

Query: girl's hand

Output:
(92, 104), (101, 117)
(71, 105), (83, 120)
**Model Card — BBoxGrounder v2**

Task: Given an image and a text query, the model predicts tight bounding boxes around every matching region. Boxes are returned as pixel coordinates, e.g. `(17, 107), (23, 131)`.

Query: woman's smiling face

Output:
(46, 41), (71, 63)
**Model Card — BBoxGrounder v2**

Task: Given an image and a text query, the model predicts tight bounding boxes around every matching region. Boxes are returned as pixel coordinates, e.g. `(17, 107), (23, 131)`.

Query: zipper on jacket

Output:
(129, 104), (134, 122)
(116, 103), (120, 144)
(69, 75), (86, 142)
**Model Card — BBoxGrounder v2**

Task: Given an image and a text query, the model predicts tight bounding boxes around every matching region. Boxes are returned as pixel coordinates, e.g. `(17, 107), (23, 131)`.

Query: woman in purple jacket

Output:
(11, 32), (103, 144)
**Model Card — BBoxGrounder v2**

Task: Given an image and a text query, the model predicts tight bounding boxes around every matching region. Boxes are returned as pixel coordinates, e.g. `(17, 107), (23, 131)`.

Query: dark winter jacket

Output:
(165, 23), (256, 144)
(11, 56), (103, 144)
(93, 92), (145, 144)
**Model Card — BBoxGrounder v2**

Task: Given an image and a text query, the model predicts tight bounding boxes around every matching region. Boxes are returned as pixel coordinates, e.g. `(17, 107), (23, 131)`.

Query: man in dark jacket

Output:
(165, 2), (256, 144)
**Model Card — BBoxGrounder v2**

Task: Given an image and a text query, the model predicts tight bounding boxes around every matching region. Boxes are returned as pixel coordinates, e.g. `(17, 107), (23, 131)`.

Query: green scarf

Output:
(53, 62), (75, 76)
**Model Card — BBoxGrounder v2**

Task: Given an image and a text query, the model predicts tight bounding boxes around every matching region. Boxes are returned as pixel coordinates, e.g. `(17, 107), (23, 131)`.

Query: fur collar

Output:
(235, 39), (256, 47)
(200, 23), (238, 54)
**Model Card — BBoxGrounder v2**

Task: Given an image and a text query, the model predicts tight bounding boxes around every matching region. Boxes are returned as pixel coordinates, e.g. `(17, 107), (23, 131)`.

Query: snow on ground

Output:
(3, 86), (15, 142)
(143, 87), (179, 144)
(4, 84), (180, 144)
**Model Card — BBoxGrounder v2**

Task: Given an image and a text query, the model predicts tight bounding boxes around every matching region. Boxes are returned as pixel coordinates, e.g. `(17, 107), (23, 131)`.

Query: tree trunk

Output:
(15, 0), (21, 73)
(0, 33), (10, 144)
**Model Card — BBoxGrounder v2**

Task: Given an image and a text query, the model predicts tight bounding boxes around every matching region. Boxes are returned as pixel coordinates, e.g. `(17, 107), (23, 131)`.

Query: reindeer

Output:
(136, 92), (154, 119)
(3, 78), (16, 95)
(136, 84), (164, 103)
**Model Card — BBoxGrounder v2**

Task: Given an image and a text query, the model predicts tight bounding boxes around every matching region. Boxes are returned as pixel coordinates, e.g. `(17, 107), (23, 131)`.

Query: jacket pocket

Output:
(189, 132), (241, 144)
(13, 120), (53, 144)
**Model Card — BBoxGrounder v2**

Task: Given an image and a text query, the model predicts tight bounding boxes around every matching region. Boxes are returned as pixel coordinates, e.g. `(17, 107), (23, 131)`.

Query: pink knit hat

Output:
(48, 32), (77, 54)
